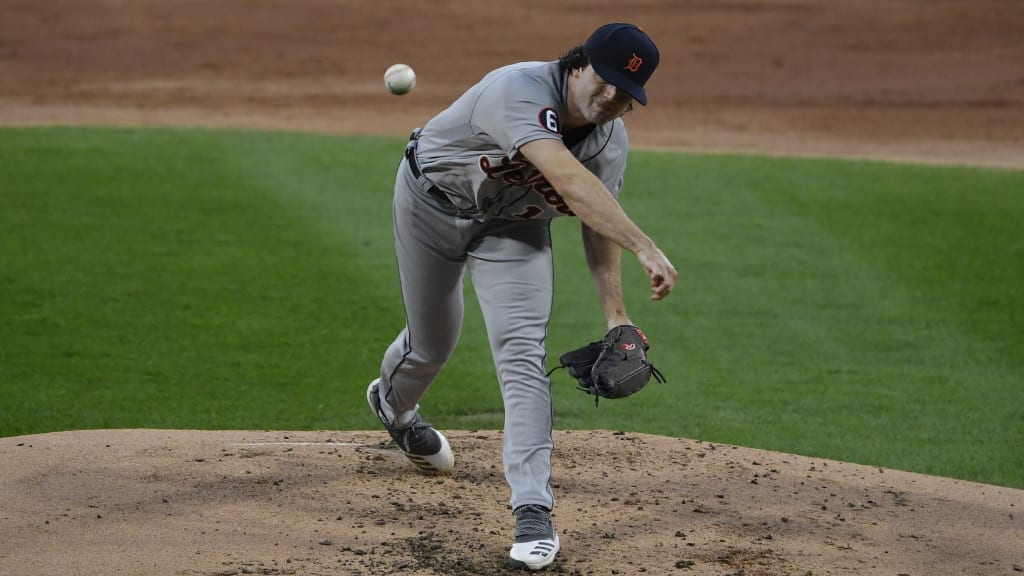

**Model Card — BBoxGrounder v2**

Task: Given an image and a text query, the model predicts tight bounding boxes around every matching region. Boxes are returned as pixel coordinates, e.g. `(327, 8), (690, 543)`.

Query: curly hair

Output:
(557, 45), (589, 73)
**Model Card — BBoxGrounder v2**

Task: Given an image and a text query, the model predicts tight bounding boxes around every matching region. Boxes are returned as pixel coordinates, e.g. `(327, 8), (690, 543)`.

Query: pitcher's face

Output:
(569, 65), (635, 126)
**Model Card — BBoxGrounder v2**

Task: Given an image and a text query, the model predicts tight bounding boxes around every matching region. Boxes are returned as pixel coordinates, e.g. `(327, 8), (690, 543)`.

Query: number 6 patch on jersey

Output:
(538, 108), (560, 134)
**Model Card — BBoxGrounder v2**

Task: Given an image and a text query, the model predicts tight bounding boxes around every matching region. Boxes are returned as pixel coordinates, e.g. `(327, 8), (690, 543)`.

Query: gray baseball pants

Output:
(377, 155), (556, 511)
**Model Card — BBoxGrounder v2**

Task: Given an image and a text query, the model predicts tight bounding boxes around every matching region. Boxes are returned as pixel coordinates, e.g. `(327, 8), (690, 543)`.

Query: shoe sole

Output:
(366, 379), (454, 474)
(508, 534), (560, 571)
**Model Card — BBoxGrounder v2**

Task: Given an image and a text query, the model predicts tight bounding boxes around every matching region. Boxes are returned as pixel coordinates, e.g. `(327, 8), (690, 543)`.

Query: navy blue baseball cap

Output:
(584, 23), (660, 105)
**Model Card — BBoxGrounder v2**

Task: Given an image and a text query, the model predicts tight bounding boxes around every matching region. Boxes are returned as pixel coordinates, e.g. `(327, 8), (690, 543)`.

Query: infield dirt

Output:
(1, 1), (1022, 575)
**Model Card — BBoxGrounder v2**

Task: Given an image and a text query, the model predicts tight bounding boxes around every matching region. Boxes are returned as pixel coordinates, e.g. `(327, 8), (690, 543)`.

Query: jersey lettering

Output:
(513, 205), (544, 220)
(479, 155), (575, 217)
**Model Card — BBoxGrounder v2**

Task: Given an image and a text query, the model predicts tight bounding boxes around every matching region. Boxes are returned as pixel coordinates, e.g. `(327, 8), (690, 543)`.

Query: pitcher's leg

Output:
(468, 220), (556, 510)
(379, 165), (467, 423)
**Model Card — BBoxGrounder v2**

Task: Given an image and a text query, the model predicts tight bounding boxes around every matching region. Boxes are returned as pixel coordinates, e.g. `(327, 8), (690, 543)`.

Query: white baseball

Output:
(384, 64), (416, 95)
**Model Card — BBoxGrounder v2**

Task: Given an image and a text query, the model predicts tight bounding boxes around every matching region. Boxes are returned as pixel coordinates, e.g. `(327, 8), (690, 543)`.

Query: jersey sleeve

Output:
(469, 71), (562, 156)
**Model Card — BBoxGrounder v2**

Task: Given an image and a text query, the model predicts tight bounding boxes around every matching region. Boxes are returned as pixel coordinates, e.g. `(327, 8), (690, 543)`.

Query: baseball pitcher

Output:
(365, 22), (677, 571)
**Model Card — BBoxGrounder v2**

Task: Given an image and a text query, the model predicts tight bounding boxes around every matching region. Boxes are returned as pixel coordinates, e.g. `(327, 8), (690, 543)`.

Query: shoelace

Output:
(397, 419), (440, 452)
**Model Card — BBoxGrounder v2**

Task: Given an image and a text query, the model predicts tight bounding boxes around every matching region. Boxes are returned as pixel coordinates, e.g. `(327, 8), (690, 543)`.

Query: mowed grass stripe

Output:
(1, 127), (1021, 488)
(1, 128), (404, 431)
(605, 153), (1023, 485)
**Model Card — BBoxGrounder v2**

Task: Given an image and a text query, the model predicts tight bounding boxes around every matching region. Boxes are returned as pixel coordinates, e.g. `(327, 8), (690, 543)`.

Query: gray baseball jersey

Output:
(413, 61), (630, 220)
(377, 60), (632, 513)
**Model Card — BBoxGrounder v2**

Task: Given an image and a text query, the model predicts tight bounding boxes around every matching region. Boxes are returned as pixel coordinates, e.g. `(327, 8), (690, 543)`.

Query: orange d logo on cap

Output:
(625, 53), (643, 73)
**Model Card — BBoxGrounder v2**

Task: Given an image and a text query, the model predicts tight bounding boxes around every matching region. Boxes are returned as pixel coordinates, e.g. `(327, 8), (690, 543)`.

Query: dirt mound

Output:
(2, 429), (1021, 575)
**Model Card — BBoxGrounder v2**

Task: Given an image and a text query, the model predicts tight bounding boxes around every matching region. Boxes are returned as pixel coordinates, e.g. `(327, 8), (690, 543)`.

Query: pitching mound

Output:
(1, 429), (1020, 575)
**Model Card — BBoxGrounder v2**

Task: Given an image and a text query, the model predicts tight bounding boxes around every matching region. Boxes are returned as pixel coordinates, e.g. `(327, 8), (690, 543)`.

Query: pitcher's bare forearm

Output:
(582, 223), (630, 328)
(522, 139), (678, 300)
(521, 140), (653, 254)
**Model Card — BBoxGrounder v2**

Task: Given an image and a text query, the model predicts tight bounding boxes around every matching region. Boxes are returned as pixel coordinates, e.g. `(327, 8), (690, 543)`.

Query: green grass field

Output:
(1, 127), (1021, 488)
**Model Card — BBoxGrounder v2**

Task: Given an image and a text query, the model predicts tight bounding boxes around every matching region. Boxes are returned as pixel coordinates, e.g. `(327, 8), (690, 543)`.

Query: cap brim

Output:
(592, 63), (648, 106)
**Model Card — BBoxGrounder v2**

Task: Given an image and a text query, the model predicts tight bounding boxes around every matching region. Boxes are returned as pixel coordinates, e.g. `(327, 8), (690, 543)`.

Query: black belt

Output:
(404, 134), (477, 218)
(404, 143), (431, 182)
